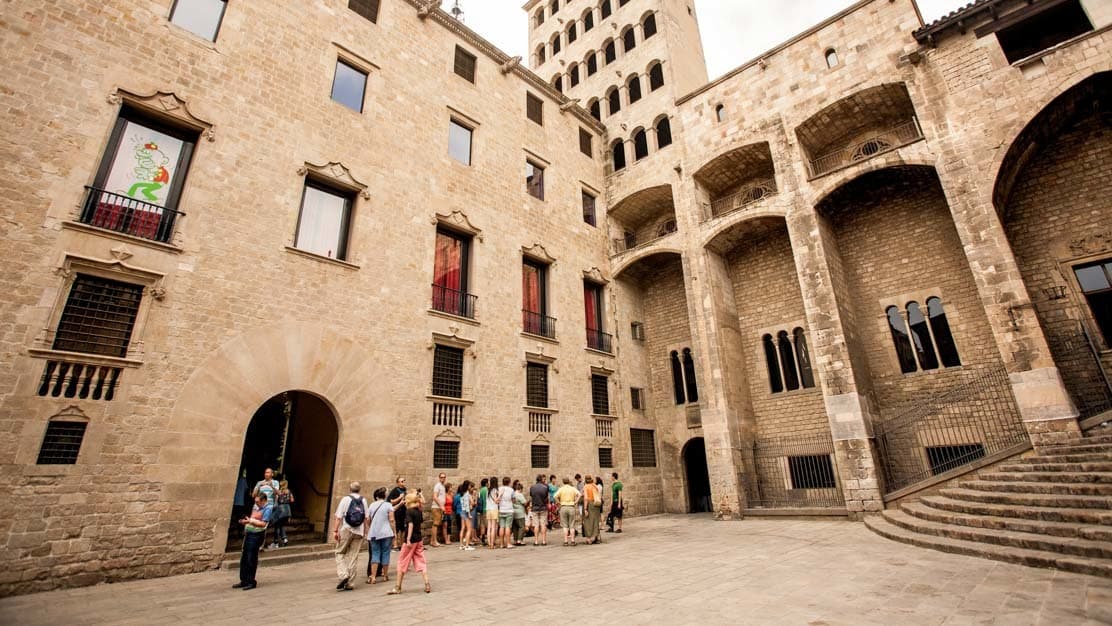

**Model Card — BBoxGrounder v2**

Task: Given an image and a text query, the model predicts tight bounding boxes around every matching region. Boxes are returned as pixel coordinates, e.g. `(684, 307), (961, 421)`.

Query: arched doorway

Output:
(682, 438), (712, 513)
(229, 391), (339, 549)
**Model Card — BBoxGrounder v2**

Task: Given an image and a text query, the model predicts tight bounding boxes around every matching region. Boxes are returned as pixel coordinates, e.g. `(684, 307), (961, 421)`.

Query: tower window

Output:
(604, 40), (617, 64)
(601, 0), (612, 19)
(607, 88), (621, 115)
(627, 75), (642, 103)
(642, 13), (657, 38)
(715, 104), (726, 123)
(611, 140), (626, 171)
(655, 117), (672, 148)
(331, 60), (367, 112)
(622, 28), (636, 53)
(584, 11), (594, 31)
(633, 129), (648, 160)
(824, 48), (839, 68)
(579, 128), (593, 157)
(587, 55), (598, 76)
(648, 63), (664, 90)
(526, 92), (544, 125)
(589, 99), (601, 121)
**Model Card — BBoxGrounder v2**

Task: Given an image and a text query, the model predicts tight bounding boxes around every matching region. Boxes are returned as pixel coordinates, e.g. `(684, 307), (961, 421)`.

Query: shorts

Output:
(498, 512), (513, 529)
(369, 536), (393, 565)
(529, 510), (547, 529)
(431, 509), (443, 525)
(610, 502), (624, 519)
(486, 510), (499, 522)
(397, 541), (426, 573)
(559, 505), (576, 530)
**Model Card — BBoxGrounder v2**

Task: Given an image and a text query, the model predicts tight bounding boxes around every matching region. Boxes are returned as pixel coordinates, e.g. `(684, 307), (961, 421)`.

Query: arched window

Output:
(535, 10), (545, 28)
(536, 45), (546, 64)
(633, 129), (648, 160)
(622, 28), (636, 52)
(927, 297), (961, 367)
(569, 64), (580, 87)
(670, 350), (685, 404)
(777, 330), (800, 391)
(550, 0), (559, 15)
(682, 348), (699, 403)
(648, 62), (664, 90)
(655, 117), (672, 148)
(793, 327), (815, 389)
(642, 13), (657, 38)
(607, 87), (621, 114)
(552, 34), (562, 55)
(619, 0), (629, 6)
(825, 48), (839, 68)
(601, 0), (612, 18)
(715, 104), (726, 123)
(588, 98), (601, 121)
(612, 140), (626, 171)
(604, 39), (616, 64)
(587, 54), (598, 75)
(567, 23), (577, 44)
(553, 75), (563, 93)
(583, 10), (594, 31)
(658, 218), (676, 236)
(906, 301), (939, 371)
(763, 334), (784, 393)
(627, 75), (642, 103)
(887, 306), (918, 374)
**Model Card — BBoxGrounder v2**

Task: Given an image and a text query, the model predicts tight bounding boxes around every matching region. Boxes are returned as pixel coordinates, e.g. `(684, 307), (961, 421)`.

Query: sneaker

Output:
(240, 583), (257, 591)
(337, 580), (348, 590)
(232, 582), (248, 589)
(464, 546), (475, 551)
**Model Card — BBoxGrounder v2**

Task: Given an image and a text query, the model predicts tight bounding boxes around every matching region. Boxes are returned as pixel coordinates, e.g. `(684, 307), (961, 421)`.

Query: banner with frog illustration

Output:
(103, 121), (184, 208)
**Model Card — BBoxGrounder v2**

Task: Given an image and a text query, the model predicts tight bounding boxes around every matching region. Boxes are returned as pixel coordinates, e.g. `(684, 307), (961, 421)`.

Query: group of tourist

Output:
(232, 468), (625, 594)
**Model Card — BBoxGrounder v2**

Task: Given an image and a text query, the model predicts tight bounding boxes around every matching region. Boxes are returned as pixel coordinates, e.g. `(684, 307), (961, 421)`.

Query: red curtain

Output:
(433, 232), (462, 291)
(523, 265), (541, 313)
(584, 284), (599, 330)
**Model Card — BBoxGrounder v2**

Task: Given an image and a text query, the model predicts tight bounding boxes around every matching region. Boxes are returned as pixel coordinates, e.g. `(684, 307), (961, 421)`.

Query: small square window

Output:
(582, 191), (597, 226)
(630, 322), (645, 341)
(434, 440), (460, 469)
(579, 129), (593, 157)
(454, 46), (477, 83)
(598, 447), (614, 468)
(331, 60), (368, 113)
(448, 119), (473, 166)
(348, 0), (380, 22)
(37, 421), (88, 465)
(295, 181), (354, 260)
(630, 428), (657, 467)
(526, 161), (545, 200)
(531, 444), (550, 468)
(526, 93), (544, 125)
(169, 0), (227, 41)
(630, 387), (645, 411)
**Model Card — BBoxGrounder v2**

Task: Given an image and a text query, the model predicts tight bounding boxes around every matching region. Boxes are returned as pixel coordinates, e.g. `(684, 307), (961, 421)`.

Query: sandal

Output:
(368, 576), (375, 585)
(387, 586), (402, 595)
(424, 582), (431, 594)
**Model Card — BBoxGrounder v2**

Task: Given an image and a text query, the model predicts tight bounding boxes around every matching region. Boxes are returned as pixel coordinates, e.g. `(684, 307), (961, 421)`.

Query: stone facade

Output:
(0, 0), (1108, 596)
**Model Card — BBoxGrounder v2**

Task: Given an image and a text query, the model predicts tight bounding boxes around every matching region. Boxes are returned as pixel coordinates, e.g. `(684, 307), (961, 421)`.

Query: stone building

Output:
(0, 0), (1108, 594)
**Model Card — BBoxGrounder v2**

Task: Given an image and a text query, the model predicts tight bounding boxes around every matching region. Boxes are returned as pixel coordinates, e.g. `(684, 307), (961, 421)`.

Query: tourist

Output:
(442, 482), (454, 546)
(270, 479), (294, 548)
(485, 476), (500, 549)
(452, 483), (463, 543)
(233, 492), (271, 590)
(252, 468), (279, 548)
(457, 480), (475, 551)
(554, 477), (580, 546)
(529, 474), (549, 546)
(583, 475), (602, 545)
(332, 481), (368, 591)
(547, 474), (559, 529)
(469, 482), (481, 546)
(387, 476), (407, 549)
(477, 478), (489, 545)
(595, 475), (605, 543)
(511, 480), (527, 546)
(496, 476), (515, 549)
(388, 493), (431, 595)
(607, 472), (624, 533)
(366, 487), (395, 585)
(575, 473), (585, 536)
(431, 472), (447, 547)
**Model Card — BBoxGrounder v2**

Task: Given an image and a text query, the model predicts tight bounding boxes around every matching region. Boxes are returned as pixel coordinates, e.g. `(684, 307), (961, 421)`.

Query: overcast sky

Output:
(459, 0), (970, 79)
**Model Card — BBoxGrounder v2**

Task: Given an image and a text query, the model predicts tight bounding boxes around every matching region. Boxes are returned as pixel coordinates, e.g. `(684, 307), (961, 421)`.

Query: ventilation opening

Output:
(926, 444), (986, 475)
(788, 455), (836, 489)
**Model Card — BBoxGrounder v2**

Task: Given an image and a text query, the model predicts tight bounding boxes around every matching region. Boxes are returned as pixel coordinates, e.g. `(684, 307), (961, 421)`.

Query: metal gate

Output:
(742, 433), (845, 509)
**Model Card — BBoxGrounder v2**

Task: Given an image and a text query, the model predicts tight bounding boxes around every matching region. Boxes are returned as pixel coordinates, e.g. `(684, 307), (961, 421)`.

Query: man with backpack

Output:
(333, 481), (369, 591)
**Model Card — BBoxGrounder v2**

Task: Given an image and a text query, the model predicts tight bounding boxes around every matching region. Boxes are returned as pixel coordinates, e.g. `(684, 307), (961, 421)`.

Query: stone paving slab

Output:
(1, 515), (1110, 625)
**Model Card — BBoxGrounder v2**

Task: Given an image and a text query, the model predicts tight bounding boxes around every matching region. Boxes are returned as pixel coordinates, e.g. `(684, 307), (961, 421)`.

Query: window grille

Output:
(433, 440), (460, 469)
(927, 444), (985, 476)
(348, 0), (380, 22)
(526, 363), (549, 408)
(526, 93), (543, 125)
(591, 374), (610, 415)
(531, 444), (550, 468)
(454, 46), (477, 83)
(630, 428), (656, 467)
(630, 387), (644, 411)
(598, 447), (614, 468)
(432, 345), (464, 398)
(37, 421), (87, 464)
(53, 275), (143, 358)
(787, 455), (836, 489)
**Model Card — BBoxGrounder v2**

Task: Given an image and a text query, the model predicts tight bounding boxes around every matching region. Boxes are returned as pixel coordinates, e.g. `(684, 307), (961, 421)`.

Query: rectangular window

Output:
(526, 362), (549, 408)
(525, 161), (545, 200)
(331, 60), (368, 113)
(432, 228), (473, 317)
(53, 275), (143, 358)
(432, 345), (465, 398)
(630, 387), (644, 411)
(454, 46), (477, 83)
(579, 129), (593, 157)
(526, 93), (544, 125)
(1075, 259), (1112, 344)
(295, 181), (354, 260)
(630, 322), (645, 341)
(591, 373), (610, 415)
(448, 119), (473, 166)
(630, 428), (657, 467)
(598, 447), (614, 468)
(582, 190), (597, 226)
(787, 455), (837, 489)
(522, 260), (553, 337)
(584, 282), (603, 332)
(433, 440), (460, 469)
(927, 444), (986, 476)
(348, 0), (380, 22)
(169, 0), (227, 41)
(36, 421), (88, 465)
(531, 444), (550, 468)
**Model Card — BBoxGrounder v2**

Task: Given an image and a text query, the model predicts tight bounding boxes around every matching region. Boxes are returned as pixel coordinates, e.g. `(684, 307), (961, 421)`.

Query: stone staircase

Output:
(223, 513), (334, 569)
(865, 423), (1112, 578)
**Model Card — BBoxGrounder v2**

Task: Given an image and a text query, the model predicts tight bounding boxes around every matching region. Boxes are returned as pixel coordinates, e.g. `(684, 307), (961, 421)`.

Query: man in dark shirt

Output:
(387, 476), (407, 550)
(528, 474), (549, 546)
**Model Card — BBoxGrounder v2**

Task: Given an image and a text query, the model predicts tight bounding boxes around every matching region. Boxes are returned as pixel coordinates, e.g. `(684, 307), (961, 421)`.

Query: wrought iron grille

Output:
(36, 421), (87, 464)
(79, 186), (183, 244)
(531, 444), (550, 468)
(523, 310), (557, 339)
(1047, 320), (1112, 420)
(808, 119), (924, 178)
(591, 374), (610, 415)
(707, 179), (777, 221)
(586, 328), (613, 353)
(431, 284), (477, 319)
(741, 433), (844, 509)
(433, 440), (459, 469)
(527, 363), (549, 407)
(874, 367), (1026, 494)
(37, 360), (121, 401)
(630, 428), (657, 467)
(53, 274), (143, 358)
(598, 447), (614, 468)
(595, 418), (614, 438)
(431, 345), (464, 398)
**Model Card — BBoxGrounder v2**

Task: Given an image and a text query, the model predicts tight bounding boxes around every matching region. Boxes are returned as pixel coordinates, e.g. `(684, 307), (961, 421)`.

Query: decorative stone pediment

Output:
(522, 243), (556, 265)
(525, 350), (557, 365)
(590, 364), (615, 376)
(107, 88), (215, 141)
(50, 406), (89, 423)
(531, 433), (550, 444)
(298, 162), (371, 200)
(582, 267), (608, 284)
(435, 429), (461, 441)
(432, 210), (484, 241)
(430, 330), (475, 350)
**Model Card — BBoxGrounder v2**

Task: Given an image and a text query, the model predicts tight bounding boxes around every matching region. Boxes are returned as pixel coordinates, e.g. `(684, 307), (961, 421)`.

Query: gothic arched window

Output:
(763, 334), (784, 393)
(670, 350), (685, 405)
(887, 305), (918, 374)
(682, 348), (699, 403)
(794, 327), (815, 389)
(633, 129), (648, 160)
(648, 62), (664, 90)
(655, 117), (672, 148)
(927, 297), (961, 367)
(627, 75), (642, 103)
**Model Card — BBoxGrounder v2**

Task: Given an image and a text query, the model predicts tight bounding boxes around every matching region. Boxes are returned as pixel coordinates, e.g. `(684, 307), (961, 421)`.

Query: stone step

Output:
(901, 501), (1112, 541)
(997, 461), (1112, 474)
(221, 542), (333, 570)
(1040, 442), (1112, 455)
(978, 471), (1112, 484)
(1019, 452), (1112, 464)
(938, 487), (1112, 510)
(226, 529), (321, 552)
(881, 509), (1112, 560)
(864, 514), (1112, 578)
(919, 494), (1112, 526)
(960, 479), (1112, 496)
(1078, 433), (1112, 445)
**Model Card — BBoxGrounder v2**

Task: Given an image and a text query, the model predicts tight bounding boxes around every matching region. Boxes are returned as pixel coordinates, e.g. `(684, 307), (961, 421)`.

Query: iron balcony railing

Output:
(741, 432), (844, 509)
(707, 179), (777, 220)
(431, 283), (477, 319)
(808, 119), (924, 178)
(586, 327), (613, 353)
(611, 227), (677, 256)
(522, 310), (557, 339)
(79, 186), (183, 244)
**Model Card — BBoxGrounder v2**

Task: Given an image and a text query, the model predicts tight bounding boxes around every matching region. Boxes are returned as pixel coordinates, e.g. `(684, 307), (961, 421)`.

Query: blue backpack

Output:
(344, 495), (366, 527)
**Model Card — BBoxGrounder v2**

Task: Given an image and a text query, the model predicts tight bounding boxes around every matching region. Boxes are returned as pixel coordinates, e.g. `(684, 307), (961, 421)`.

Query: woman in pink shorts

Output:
(389, 493), (430, 594)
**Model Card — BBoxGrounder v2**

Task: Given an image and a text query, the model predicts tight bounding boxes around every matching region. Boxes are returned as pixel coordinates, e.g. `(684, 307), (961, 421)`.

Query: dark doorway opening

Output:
(228, 391), (339, 551)
(683, 437), (712, 513)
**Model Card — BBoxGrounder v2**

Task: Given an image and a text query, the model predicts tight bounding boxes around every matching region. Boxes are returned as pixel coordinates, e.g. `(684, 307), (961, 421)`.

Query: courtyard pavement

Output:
(1, 515), (1110, 625)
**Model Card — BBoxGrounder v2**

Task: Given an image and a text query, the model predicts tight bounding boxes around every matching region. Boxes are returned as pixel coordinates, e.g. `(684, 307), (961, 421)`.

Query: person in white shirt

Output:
(431, 473), (447, 547)
(496, 476), (516, 549)
(333, 482), (369, 591)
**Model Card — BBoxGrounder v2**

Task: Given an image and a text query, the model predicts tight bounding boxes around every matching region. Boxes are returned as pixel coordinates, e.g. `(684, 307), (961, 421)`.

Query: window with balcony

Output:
(523, 260), (555, 339)
(53, 275), (143, 358)
(294, 179), (355, 260)
(630, 428), (657, 467)
(169, 0), (227, 41)
(584, 282), (611, 353)
(526, 362), (549, 408)
(331, 60), (367, 112)
(432, 228), (474, 318)
(1075, 259), (1112, 344)
(591, 373), (611, 415)
(526, 160), (545, 200)
(348, 0), (380, 23)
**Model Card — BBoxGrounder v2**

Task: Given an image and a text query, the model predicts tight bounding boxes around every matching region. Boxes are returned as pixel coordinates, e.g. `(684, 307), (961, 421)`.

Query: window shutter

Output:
(349, 0), (380, 22)
(526, 93), (543, 125)
(454, 46), (477, 83)
(579, 129), (593, 157)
